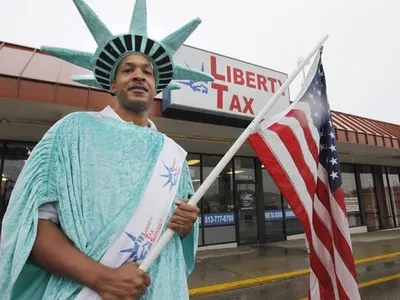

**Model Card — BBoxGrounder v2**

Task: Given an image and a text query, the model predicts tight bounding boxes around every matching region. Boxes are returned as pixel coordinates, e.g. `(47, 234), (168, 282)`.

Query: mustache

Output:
(128, 83), (148, 92)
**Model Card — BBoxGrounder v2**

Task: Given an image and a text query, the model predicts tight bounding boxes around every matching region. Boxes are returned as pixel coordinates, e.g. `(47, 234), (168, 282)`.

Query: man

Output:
(0, 0), (214, 299)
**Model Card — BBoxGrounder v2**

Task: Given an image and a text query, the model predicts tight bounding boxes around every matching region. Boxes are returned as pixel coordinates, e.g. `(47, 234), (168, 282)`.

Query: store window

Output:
(202, 155), (236, 245)
(386, 167), (400, 226)
(341, 164), (362, 227)
(381, 167), (396, 228)
(0, 141), (5, 227)
(283, 198), (304, 236)
(359, 165), (380, 231)
(262, 167), (287, 241)
(187, 154), (202, 245)
(1, 141), (35, 230)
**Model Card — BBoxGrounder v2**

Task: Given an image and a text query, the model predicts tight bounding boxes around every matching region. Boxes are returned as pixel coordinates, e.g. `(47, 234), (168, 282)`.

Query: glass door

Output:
(235, 158), (258, 244)
(237, 181), (257, 244)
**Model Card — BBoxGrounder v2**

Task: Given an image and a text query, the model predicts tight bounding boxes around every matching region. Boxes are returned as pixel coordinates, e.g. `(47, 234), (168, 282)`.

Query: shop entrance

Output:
(234, 157), (260, 245)
(237, 181), (258, 244)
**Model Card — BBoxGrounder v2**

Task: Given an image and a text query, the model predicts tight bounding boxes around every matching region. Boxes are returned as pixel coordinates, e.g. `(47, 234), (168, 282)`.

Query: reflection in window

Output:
(387, 167), (400, 226)
(2, 159), (26, 208)
(202, 155), (236, 245)
(359, 165), (380, 231)
(283, 198), (304, 236)
(0, 142), (4, 225)
(262, 168), (281, 211)
(341, 164), (362, 227)
(382, 168), (395, 228)
(187, 154), (201, 192)
(262, 168), (287, 241)
(187, 154), (202, 246)
(1, 142), (35, 228)
(202, 155), (234, 214)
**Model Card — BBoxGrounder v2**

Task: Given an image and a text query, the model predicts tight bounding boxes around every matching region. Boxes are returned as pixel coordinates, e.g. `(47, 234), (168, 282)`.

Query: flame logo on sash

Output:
(161, 159), (181, 191)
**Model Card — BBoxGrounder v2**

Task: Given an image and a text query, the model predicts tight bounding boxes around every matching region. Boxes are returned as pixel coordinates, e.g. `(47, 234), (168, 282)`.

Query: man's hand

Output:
(30, 220), (151, 300)
(167, 200), (200, 238)
(93, 262), (151, 300)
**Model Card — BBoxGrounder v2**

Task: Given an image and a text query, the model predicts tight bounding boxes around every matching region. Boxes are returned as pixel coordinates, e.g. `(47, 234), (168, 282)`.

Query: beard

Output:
(118, 93), (153, 114)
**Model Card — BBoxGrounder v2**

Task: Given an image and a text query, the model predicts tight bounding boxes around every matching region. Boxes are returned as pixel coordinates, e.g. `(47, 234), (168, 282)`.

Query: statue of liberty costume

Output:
(0, 0), (213, 299)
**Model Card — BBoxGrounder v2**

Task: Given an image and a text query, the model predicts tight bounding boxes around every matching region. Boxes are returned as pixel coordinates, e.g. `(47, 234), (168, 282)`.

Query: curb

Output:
(189, 269), (309, 297)
(189, 251), (400, 297)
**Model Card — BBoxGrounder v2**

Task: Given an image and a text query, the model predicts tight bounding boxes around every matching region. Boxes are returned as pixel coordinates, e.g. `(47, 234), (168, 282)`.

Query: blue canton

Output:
(299, 49), (342, 192)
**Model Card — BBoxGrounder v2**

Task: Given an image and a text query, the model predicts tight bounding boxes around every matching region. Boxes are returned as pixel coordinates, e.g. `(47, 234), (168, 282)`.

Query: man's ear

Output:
(109, 81), (116, 94)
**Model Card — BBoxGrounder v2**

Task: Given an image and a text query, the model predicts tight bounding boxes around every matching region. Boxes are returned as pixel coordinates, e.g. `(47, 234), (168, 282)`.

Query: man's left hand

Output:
(167, 200), (200, 239)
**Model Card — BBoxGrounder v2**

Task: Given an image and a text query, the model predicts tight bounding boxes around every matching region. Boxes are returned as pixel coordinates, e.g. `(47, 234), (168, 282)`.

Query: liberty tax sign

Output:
(162, 45), (290, 119)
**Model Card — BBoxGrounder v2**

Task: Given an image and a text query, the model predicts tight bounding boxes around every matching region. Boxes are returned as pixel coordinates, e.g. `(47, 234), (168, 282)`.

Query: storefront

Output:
(2, 140), (399, 246)
(1, 41), (400, 247)
(187, 155), (400, 246)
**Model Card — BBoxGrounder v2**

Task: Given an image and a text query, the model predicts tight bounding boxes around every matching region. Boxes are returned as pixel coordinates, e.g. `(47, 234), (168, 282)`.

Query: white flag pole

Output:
(139, 34), (329, 272)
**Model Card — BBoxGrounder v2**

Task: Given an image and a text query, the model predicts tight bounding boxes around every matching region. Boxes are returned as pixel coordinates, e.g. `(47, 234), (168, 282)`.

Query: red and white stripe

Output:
(248, 104), (360, 300)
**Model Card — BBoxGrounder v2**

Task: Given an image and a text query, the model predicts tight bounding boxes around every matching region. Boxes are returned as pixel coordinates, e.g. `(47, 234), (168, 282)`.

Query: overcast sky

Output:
(1, 0), (399, 125)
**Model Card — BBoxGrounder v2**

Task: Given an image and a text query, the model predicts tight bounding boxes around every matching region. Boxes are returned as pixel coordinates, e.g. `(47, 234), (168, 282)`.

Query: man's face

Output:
(110, 54), (156, 113)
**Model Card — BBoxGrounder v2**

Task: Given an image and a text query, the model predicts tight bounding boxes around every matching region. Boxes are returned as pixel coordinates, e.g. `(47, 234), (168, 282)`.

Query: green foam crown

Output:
(41, 0), (214, 93)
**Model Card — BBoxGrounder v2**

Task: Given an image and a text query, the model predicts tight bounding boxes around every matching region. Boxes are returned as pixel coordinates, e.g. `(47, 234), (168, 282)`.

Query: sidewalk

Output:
(188, 229), (400, 293)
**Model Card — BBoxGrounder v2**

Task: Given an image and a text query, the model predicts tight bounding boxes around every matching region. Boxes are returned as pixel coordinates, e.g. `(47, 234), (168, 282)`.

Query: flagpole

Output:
(139, 34), (329, 272)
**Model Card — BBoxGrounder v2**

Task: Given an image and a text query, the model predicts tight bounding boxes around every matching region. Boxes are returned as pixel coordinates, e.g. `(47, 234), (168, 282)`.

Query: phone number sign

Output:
(198, 212), (235, 227)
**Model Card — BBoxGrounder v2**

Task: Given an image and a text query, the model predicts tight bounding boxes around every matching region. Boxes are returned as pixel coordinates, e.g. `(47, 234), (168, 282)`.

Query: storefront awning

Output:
(332, 111), (400, 149)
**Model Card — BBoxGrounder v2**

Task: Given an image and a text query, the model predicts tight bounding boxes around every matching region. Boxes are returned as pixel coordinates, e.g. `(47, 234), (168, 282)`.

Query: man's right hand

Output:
(30, 220), (151, 300)
(94, 262), (151, 300)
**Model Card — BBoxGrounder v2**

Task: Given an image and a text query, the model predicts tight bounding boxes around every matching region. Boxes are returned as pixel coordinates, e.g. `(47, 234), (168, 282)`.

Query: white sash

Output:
(76, 135), (187, 299)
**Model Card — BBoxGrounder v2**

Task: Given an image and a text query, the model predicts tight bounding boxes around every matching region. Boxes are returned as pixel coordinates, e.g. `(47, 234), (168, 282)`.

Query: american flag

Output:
(248, 49), (360, 300)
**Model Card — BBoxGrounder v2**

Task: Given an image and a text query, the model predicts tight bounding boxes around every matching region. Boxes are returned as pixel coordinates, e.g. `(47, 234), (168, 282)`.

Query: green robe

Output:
(0, 111), (198, 300)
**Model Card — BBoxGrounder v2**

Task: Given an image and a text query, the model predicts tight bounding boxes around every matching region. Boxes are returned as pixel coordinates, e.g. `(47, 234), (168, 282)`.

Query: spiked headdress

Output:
(41, 0), (214, 93)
